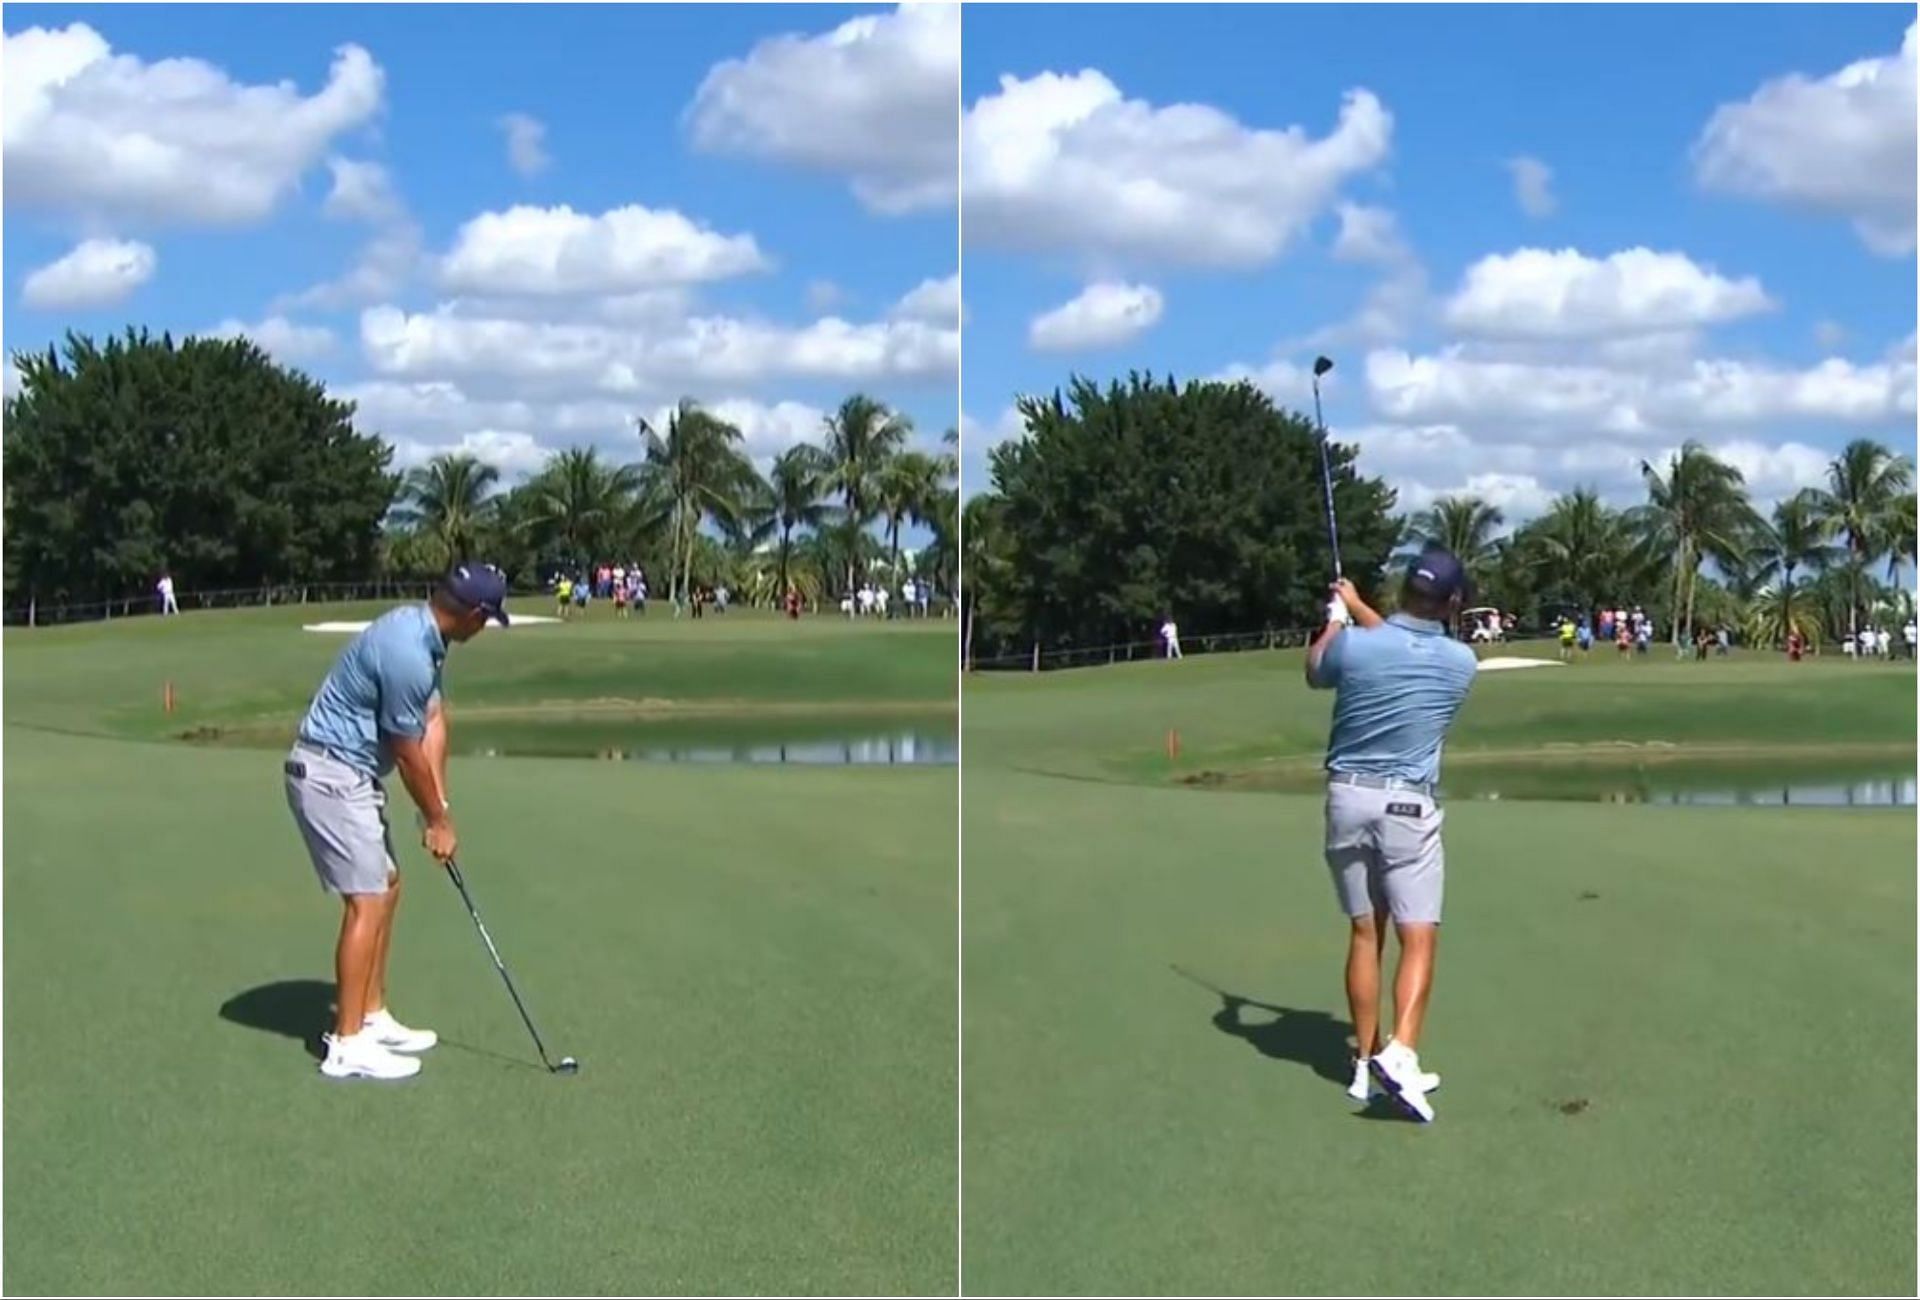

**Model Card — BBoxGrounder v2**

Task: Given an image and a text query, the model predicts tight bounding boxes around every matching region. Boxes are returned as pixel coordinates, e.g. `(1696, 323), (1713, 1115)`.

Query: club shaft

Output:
(1312, 378), (1343, 580)
(445, 861), (556, 1068)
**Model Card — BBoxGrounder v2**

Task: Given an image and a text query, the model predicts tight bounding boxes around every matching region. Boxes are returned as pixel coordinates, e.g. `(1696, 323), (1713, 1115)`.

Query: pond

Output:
(1436, 756), (1915, 807)
(451, 713), (957, 766)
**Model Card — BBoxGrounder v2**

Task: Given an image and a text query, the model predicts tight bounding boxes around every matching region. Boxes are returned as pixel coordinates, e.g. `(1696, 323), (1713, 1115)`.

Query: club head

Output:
(1312, 355), (1335, 377)
(553, 1056), (579, 1075)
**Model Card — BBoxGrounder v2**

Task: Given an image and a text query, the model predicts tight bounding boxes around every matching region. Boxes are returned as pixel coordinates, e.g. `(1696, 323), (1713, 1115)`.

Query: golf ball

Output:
(558, 1056), (579, 1073)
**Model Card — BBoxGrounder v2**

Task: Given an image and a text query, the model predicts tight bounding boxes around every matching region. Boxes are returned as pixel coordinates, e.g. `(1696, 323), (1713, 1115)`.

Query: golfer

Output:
(284, 564), (510, 1080)
(1305, 548), (1477, 1122)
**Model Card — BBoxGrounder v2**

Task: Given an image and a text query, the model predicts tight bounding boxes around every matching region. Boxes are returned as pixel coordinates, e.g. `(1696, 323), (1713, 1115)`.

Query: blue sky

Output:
(961, 4), (1917, 521)
(4, 3), (959, 514)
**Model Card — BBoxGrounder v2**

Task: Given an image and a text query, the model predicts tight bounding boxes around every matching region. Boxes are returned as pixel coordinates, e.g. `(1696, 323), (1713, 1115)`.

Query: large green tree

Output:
(4, 330), (396, 608)
(520, 446), (647, 573)
(393, 452), (500, 566)
(752, 443), (834, 602)
(638, 400), (759, 609)
(1407, 494), (1504, 591)
(822, 394), (912, 592)
(1630, 443), (1761, 646)
(1813, 438), (1912, 641)
(979, 373), (1399, 654)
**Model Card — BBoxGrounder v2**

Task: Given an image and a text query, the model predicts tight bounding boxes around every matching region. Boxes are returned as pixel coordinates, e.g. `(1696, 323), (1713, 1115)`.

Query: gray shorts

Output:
(284, 743), (396, 895)
(1323, 780), (1445, 925)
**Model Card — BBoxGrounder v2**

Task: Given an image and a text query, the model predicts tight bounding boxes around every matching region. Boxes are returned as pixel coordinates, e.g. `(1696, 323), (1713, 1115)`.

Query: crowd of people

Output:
(1841, 623), (1917, 660)
(837, 577), (936, 619)
(550, 563), (650, 619)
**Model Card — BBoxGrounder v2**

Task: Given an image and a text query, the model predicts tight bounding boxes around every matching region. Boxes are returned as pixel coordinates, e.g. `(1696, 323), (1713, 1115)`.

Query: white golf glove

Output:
(1326, 595), (1351, 626)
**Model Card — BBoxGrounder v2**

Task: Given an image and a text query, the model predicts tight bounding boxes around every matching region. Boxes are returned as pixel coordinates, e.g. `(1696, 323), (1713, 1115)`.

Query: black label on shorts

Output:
(284, 760), (307, 779)
(1386, 801), (1422, 817)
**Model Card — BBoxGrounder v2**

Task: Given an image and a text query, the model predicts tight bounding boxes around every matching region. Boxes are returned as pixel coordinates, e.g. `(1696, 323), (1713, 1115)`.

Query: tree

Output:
(4, 329), (395, 608)
(755, 443), (833, 602)
(393, 453), (500, 566)
(1744, 489), (1837, 647)
(1630, 443), (1760, 646)
(1522, 489), (1637, 615)
(980, 373), (1399, 655)
(875, 449), (944, 610)
(822, 394), (912, 593)
(638, 400), (759, 610)
(1407, 495), (1504, 590)
(521, 446), (646, 573)
(1813, 438), (1912, 642)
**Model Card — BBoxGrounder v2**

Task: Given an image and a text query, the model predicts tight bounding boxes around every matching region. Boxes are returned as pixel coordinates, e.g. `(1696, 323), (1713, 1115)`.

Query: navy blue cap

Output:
(442, 562), (510, 625)
(1405, 547), (1469, 601)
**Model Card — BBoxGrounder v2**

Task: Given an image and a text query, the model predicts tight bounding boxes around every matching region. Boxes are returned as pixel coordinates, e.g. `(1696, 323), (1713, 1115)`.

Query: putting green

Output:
(4, 603), (958, 1295)
(962, 646), (1915, 1296)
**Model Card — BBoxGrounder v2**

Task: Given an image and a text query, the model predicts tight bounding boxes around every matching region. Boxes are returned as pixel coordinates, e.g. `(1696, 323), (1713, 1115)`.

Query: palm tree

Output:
(1408, 495), (1504, 590)
(1813, 438), (1913, 642)
(1744, 489), (1838, 647)
(1630, 443), (1760, 647)
(638, 400), (759, 613)
(394, 453), (500, 566)
(875, 450), (944, 610)
(759, 444), (833, 602)
(822, 394), (911, 592)
(1529, 488), (1635, 613)
(962, 493), (1010, 667)
(523, 447), (646, 572)
(1887, 490), (1916, 587)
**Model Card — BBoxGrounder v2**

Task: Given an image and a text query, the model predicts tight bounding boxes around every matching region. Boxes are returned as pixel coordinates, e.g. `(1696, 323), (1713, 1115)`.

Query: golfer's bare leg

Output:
(1390, 922), (1438, 1050)
(1345, 910), (1387, 1059)
(333, 893), (385, 1038)
(365, 868), (400, 1017)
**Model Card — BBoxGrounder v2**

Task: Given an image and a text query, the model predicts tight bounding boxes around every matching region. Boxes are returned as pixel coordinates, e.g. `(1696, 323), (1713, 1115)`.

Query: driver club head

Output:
(554, 1056), (580, 1075)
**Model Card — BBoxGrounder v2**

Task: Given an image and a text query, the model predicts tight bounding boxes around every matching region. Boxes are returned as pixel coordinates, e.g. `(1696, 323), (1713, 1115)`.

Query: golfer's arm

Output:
(424, 697), (449, 808)
(388, 736), (449, 826)
(1305, 623), (1342, 688)
(1346, 594), (1384, 629)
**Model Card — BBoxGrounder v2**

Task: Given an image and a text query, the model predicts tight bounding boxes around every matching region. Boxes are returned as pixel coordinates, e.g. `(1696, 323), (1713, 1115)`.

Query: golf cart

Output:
(1462, 606), (1505, 644)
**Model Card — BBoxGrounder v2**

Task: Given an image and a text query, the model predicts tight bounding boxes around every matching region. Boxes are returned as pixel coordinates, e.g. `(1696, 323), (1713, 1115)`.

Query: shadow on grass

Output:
(1173, 964), (1351, 1086)
(217, 979), (543, 1072)
(219, 978), (332, 1059)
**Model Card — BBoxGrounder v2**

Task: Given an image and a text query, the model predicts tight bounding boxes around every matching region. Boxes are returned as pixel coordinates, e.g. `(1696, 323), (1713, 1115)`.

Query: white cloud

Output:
(498, 113), (551, 177)
(323, 157), (399, 223)
(958, 405), (1026, 497)
(389, 429), (552, 479)
(438, 204), (768, 296)
(687, 2), (958, 214)
(1366, 345), (1915, 436)
(359, 303), (958, 391)
(207, 315), (336, 363)
(287, 220), (423, 309)
(1331, 202), (1405, 264)
(1213, 356), (1324, 408)
(964, 71), (1392, 267)
(1028, 281), (1164, 352)
(2, 24), (383, 227)
(1396, 471), (1557, 520)
(21, 237), (156, 308)
(1689, 438), (1834, 503)
(893, 273), (961, 324)
(2, 358), (22, 400)
(1505, 156), (1556, 218)
(1694, 22), (1917, 254)
(1443, 247), (1773, 340)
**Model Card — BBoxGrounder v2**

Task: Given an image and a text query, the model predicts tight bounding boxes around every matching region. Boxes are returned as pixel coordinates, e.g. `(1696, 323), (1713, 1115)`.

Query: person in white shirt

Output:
(157, 572), (179, 616)
(1843, 632), (1858, 657)
(857, 584), (873, 616)
(1904, 621), (1917, 659)
(1161, 617), (1182, 660)
(875, 585), (889, 618)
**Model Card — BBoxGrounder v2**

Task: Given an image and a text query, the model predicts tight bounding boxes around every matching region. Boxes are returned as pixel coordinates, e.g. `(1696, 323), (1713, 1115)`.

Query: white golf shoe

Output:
(363, 1009), (438, 1054)
(1369, 1039), (1436, 1121)
(319, 1030), (421, 1081)
(1349, 1054), (1441, 1102)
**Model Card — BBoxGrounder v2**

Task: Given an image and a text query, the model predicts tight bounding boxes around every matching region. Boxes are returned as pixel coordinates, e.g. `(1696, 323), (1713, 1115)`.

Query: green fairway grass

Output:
(962, 645), (1915, 1296)
(5, 602), (958, 1295)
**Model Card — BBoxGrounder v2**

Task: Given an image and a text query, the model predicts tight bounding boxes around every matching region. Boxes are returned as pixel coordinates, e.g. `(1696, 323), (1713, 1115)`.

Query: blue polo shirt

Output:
(297, 604), (445, 777)
(1307, 612), (1477, 786)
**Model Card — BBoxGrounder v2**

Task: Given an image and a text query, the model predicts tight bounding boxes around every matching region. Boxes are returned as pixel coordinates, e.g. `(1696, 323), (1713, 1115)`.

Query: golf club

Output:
(444, 858), (578, 1075)
(1311, 355), (1342, 581)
